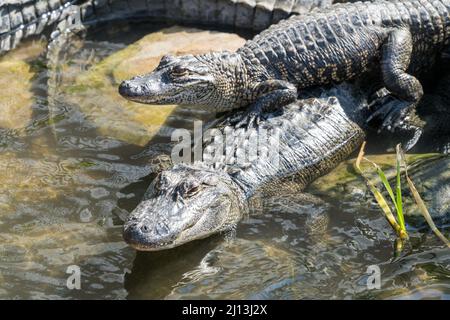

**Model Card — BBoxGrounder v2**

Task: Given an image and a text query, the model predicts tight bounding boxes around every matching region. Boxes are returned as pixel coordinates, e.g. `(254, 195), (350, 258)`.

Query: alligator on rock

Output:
(119, 0), (450, 147)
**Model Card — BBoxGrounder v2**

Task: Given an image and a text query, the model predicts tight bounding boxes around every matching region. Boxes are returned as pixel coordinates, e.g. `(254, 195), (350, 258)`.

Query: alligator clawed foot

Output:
(366, 99), (412, 133)
(369, 88), (392, 106)
(235, 112), (263, 129)
(367, 97), (424, 151)
(380, 102), (411, 133)
(234, 104), (265, 130)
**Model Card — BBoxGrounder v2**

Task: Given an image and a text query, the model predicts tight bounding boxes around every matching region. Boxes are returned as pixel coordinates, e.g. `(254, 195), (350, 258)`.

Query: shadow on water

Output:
(125, 236), (223, 299)
(117, 172), (158, 212)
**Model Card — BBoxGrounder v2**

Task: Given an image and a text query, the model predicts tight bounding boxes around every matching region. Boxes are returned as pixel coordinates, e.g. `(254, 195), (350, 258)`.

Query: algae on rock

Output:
(0, 41), (46, 130)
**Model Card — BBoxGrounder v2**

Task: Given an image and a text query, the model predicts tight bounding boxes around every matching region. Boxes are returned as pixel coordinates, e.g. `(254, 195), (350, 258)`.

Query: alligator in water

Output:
(119, 0), (450, 146)
(123, 83), (368, 250)
(0, 0), (334, 54)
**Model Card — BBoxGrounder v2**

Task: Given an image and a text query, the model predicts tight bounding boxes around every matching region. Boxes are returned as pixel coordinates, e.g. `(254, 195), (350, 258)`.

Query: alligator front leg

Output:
(368, 28), (424, 134)
(235, 80), (297, 129)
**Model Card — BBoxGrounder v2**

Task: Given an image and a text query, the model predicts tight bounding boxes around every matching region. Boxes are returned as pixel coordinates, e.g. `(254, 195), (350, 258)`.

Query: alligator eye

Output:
(171, 66), (189, 77)
(178, 183), (202, 198)
(185, 185), (201, 197)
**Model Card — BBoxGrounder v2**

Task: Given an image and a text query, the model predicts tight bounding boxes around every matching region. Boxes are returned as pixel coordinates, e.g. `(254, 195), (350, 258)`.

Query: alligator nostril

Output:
(140, 225), (150, 233)
(118, 81), (132, 97)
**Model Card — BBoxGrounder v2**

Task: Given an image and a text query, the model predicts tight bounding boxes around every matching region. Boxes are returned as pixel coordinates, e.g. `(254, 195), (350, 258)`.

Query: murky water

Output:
(0, 21), (448, 299)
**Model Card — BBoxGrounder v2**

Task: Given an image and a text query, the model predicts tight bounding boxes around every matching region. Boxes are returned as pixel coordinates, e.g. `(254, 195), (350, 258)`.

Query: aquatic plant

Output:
(355, 142), (450, 252)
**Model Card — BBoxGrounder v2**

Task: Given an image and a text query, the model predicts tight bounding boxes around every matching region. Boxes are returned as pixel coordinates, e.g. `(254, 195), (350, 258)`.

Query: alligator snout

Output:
(118, 74), (167, 104)
(123, 221), (176, 251)
(118, 80), (143, 98)
(118, 80), (131, 97)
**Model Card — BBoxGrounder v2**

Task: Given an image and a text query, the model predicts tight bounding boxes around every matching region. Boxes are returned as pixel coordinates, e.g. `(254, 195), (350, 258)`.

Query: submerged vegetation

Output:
(355, 142), (450, 252)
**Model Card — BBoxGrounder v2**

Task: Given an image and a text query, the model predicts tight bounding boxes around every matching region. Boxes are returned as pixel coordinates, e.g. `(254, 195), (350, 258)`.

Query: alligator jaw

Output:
(122, 221), (178, 251)
(123, 218), (214, 252)
(122, 198), (204, 252)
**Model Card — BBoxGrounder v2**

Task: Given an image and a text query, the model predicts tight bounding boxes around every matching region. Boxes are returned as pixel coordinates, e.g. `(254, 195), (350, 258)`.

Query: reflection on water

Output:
(0, 21), (448, 299)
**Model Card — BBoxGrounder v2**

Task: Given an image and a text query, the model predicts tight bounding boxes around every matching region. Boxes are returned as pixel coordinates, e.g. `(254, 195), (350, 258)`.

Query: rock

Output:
(0, 40), (46, 130)
(400, 155), (450, 222)
(63, 26), (246, 146)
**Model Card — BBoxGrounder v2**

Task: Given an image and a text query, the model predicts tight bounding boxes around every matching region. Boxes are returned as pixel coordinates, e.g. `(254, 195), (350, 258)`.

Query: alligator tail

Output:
(1, 0), (334, 54)
(0, 0), (82, 53)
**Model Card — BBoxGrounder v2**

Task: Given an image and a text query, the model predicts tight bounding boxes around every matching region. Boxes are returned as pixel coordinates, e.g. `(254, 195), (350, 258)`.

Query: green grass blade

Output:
(378, 168), (396, 207)
(363, 157), (397, 207)
(355, 142), (404, 238)
(395, 145), (406, 232)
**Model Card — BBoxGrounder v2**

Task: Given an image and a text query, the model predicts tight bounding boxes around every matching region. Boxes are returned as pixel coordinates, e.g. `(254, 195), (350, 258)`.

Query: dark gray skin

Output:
(119, 0), (450, 142)
(0, 0), (334, 54)
(123, 83), (367, 250)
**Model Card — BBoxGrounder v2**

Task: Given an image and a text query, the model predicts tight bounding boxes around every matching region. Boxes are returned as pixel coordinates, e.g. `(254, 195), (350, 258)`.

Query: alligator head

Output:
(118, 52), (250, 111)
(123, 164), (247, 251)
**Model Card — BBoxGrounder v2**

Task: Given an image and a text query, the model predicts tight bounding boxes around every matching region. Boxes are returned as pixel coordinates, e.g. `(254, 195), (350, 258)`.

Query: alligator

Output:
(119, 0), (450, 144)
(0, 0), (335, 54)
(122, 62), (450, 251)
(123, 82), (368, 250)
